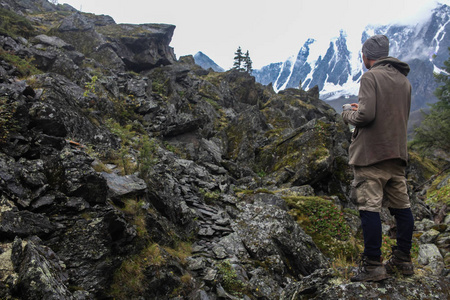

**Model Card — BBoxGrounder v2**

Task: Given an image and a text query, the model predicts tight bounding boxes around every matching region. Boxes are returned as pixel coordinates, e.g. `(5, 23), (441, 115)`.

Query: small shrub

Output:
(121, 198), (148, 238)
(83, 75), (98, 97)
(109, 243), (163, 299)
(217, 260), (247, 297)
(381, 235), (396, 259)
(138, 136), (157, 180)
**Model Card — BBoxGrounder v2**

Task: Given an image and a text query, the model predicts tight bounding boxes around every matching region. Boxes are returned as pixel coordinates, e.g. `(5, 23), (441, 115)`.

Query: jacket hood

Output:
(372, 56), (410, 76)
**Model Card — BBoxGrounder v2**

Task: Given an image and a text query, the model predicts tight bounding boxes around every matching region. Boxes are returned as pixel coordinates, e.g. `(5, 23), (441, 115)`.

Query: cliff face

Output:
(0, 1), (449, 299)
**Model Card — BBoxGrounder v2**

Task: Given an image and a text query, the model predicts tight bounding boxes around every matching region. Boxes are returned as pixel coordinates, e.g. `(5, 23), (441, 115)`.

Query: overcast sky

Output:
(60, 0), (449, 69)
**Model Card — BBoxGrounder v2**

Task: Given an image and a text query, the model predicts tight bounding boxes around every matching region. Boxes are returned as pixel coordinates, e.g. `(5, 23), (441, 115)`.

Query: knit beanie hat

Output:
(362, 35), (389, 60)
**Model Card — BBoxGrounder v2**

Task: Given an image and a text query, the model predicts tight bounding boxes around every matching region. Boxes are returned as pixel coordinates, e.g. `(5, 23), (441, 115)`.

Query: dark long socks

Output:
(389, 207), (414, 254)
(360, 210), (382, 259)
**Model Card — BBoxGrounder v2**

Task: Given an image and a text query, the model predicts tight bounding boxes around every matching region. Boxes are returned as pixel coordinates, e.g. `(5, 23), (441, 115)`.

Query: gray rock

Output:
(58, 12), (94, 32)
(274, 185), (315, 197)
(32, 34), (75, 50)
(436, 232), (450, 257)
(415, 218), (436, 231)
(12, 237), (74, 300)
(419, 228), (440, 244)
(203, 268), (217, 282)
(233, 196), (328, 277)
(126, 78), (148, 98)
(101, 172), (147, 199)
(444, 214), (450, 225)
(418, 243), (445, 276)
(0, 210), (54, 239)
(248, 267), (284, 299)
(212, 245), (228, 259)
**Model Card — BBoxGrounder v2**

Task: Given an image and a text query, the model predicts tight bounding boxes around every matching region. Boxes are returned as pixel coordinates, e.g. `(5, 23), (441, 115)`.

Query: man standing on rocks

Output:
(342, 34), (415, 282)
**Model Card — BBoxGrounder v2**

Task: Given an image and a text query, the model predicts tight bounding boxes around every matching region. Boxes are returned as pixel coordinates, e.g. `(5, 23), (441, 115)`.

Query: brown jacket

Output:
(342, 57), (411, 166)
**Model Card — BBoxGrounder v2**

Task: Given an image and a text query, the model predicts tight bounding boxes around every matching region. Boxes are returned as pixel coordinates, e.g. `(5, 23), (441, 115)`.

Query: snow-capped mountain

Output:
(252, 3), (450, 111)
(194, 51), (225, 72)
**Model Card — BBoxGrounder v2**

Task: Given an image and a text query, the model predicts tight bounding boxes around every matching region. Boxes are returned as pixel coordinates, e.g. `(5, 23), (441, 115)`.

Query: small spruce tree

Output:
(410, 47), (450, 156)
(244, 50), (253, 74)
(233, 46), (244, 71)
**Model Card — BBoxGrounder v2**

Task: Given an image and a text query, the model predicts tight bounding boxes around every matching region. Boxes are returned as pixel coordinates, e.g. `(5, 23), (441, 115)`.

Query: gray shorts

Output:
(350, 159), (410, 212)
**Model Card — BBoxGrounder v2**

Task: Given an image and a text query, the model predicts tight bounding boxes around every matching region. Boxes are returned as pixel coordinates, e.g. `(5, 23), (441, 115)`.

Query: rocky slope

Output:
(0, 1), (449, 299)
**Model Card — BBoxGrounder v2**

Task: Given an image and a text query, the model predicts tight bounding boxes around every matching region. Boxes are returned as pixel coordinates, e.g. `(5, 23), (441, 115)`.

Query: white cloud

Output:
(61, 0), (448, 69)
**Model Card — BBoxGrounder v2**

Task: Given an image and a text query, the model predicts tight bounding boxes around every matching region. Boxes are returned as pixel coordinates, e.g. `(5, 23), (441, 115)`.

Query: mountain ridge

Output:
(198, 3), (449, 113)
(252, 3), (449, 111)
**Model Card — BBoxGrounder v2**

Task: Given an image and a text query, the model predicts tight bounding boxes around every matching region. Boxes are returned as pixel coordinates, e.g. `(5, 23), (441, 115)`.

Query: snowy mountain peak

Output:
(194, 51), (225, 72)
(252, 3), (450, 110)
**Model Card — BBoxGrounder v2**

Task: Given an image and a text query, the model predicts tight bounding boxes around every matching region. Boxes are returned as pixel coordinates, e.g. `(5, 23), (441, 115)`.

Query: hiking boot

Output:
(351, 254), (389, 282)
(385, 246), (414, 276)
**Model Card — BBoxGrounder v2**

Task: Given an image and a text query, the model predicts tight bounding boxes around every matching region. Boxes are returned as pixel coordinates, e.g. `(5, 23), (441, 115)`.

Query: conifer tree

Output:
(233, 46), (244, 71)
(410, 47), (450, 156)
(244, 50), (253, 74)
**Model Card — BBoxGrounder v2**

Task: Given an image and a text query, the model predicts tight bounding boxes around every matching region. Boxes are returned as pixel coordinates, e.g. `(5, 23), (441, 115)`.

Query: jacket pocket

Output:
(350, 178), (366, 205)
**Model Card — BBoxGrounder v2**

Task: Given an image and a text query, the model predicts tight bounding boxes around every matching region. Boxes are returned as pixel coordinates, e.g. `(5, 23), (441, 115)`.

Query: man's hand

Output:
(342, 104), (352, 111)
(343, 103), (359, 111)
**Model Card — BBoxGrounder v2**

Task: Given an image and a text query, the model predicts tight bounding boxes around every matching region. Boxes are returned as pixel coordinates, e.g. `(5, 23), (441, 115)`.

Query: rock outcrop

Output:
(0, 1), (448, 299)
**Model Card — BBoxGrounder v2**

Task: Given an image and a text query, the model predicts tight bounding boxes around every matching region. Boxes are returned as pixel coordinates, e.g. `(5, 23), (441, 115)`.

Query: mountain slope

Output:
(0, 1), (449, 299)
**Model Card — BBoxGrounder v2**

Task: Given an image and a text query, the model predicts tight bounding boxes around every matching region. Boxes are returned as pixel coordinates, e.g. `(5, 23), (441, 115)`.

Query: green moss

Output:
(30, 10), (72, 33)
(0, 8), (35, 38)
(255, 119), (334, 180)
(408, 151), (439, 179)
(199, 188), (220, 203)
(426, 171), (450, 206)
(0, 48), (42, 77)
(204, 97), (221, 111)
(286, 96), (315, 110)
(284, 196), (360, 261)
(50, 29), (102, 56)
(198, 82), (221, 102)
(137, 136), (158, 181)
(343, 208), (359, 216)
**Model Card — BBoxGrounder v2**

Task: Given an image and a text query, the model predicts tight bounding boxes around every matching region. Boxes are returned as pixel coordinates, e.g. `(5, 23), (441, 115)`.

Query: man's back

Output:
(345, 57), (411, 166)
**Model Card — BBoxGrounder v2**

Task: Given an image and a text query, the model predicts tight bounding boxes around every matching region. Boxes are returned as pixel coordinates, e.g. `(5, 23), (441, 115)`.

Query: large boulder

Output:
(232, 193), (329, 278)
(11, 237), (74, 300)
